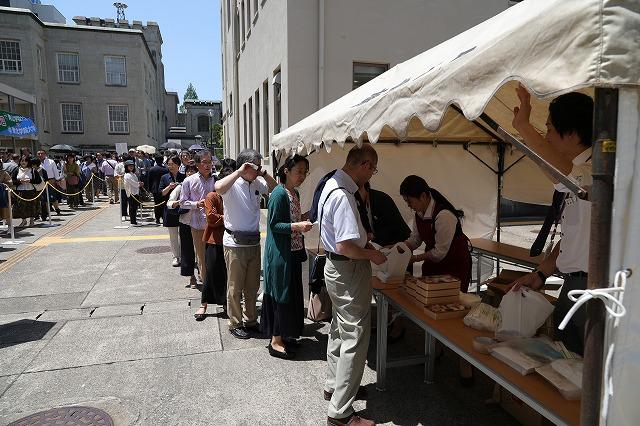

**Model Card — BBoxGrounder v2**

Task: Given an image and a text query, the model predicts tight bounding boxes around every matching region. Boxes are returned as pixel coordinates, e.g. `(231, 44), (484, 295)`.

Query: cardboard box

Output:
(407, 276), (461, 291)
(499, 387), (555, 426)
(406, 282), (460, 298)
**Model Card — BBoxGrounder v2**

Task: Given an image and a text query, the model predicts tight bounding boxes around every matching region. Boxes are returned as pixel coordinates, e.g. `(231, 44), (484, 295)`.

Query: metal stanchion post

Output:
(40, 184), (58, 228)
(114, 185), (130, 229)
(90, 175), (95, 205)
(2, 185), (25, 245)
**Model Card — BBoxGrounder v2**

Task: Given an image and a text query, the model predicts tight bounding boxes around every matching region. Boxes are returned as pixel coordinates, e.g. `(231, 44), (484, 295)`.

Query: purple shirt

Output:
(179, 172), (216, 230)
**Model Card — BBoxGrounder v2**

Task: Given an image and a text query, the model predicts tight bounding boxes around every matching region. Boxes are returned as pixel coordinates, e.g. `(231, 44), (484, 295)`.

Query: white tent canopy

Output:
(272, 0), (639, 152)
(272, 0), (640, 423)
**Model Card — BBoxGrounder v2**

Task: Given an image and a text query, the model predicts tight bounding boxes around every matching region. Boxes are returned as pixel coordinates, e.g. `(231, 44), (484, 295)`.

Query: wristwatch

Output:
(534, 269), (547, 283)
(261, 169), (267, 177)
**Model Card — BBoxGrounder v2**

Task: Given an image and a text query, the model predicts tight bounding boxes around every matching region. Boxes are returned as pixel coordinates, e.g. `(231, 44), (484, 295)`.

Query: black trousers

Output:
(153, 193), (164, 224)
(180, 222), (195, 277)
(554, 274), (587, 356)
(128, 196), (139, 224)
(202, 243), (227, 304)
(120, 189), (129, 217)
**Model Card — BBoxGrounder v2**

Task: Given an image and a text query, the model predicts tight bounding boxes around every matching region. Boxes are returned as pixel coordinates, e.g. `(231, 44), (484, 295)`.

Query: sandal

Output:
(194, 305), (207, 321)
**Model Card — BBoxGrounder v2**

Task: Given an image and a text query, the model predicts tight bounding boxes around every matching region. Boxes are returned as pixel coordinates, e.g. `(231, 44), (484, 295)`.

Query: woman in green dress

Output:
(261, 155), (313, 359)
(63, 153), (82, 208)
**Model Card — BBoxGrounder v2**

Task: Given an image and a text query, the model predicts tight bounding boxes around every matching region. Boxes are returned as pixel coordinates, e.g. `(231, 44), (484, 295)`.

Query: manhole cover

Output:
(9, 406), (114, 426)
(136, 245), (172, 254)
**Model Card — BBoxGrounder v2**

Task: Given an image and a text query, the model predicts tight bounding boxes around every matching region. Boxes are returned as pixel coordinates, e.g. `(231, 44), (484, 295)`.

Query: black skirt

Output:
(202, 243), (227, 305)
(260, 249), (306, 339)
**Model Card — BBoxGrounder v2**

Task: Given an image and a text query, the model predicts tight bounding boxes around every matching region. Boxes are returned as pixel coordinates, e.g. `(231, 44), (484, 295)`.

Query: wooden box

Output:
(423, 303), (469, 320)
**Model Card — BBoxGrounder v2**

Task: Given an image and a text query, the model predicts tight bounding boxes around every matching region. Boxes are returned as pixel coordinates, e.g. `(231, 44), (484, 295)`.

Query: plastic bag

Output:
(370, 242), (411, 282)
(495, 287), (554, 340)
(464, 303), (501, 332)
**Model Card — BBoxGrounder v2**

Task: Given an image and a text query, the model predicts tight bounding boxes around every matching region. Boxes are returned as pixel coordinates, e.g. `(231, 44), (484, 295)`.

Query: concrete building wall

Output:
(221, 0), (510, 163)
(165, 91), (179, 132)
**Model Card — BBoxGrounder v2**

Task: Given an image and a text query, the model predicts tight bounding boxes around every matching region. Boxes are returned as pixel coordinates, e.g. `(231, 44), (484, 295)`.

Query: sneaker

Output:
(230, 327), (250, 340)
(109, 200), (115, 204)
(121, 216), (127, 221)
(172, 257), (181, 267)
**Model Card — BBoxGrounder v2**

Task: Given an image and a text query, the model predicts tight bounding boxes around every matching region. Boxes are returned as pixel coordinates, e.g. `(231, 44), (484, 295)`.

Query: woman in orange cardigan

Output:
(195, 159), (236, 321)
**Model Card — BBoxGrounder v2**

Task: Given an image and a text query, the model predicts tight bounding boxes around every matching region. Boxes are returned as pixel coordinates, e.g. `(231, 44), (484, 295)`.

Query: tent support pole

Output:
(582, 87), (618, 426)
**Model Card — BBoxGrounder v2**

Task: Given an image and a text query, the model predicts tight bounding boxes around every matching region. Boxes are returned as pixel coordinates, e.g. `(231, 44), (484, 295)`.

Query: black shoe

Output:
(268, 344), (294, 360)
(284, 337), (301, 349)
(230, 327), (250, 340)
(245, 324), (262, 336)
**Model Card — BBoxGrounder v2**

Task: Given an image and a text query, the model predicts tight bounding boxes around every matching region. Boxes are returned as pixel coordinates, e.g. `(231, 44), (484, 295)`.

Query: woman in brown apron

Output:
(400, 175), (472, 292)
(400, 174), (475, 385)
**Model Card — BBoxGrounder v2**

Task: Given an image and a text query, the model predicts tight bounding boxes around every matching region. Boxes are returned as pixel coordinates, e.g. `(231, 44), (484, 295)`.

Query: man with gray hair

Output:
(319, 144), (385, 426)
(179, 149), (216, 286)
(215, 149), (277, 339)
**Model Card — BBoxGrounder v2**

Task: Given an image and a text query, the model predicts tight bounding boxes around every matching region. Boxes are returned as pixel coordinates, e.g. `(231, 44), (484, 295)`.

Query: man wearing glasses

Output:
(179, 150), (217, 285)
(215, 149), (278, 339)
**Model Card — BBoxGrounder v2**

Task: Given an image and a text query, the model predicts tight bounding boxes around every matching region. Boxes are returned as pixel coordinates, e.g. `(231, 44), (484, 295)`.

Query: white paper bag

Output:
(371, 242), (411, 282)
(495, 287), (554, 340)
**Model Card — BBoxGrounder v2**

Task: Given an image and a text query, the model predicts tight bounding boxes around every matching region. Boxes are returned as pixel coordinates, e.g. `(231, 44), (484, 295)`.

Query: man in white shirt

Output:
(37, 150), (62, 215)
(318, 144), (385, 426)
(511, 85), (594, 355)
(100, 152), (119, 204)
(215, 149), (277, 339)
(114, 155), (128, 220)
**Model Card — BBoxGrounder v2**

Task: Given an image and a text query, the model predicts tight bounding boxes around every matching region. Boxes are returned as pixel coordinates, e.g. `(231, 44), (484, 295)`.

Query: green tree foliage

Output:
(179, 83), (199, 112)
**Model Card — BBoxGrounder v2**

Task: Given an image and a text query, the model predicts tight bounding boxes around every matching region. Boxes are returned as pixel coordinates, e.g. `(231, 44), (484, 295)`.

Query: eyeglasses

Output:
(363, 161), (378, 175)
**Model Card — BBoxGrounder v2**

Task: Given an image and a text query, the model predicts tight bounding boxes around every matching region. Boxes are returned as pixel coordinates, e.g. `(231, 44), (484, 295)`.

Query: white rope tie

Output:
(601, 269), (631, 420)
(558, 272), (628, 331)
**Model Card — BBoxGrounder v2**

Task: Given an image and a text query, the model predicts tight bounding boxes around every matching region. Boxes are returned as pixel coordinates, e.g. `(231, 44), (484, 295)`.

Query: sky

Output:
(50, 0), (222, 103)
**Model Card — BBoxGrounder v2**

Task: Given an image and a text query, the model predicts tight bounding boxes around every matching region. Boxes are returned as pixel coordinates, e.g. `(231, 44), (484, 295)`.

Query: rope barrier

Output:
(91, 174), (107, 183)
(46, 174), (95, 197)
(5, 185), (48, 202)
(129, 193), (166, 208)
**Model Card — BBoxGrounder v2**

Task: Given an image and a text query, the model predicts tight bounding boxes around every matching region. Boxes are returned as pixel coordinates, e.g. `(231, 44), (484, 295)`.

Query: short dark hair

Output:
(236, 149), (262, 169)
(399, 175), (464, 219)
(154, 155), (164, 165)
(168, 155), (181, 166)
(277, 154), (309, 183)
(219, 158), (237, 178)
(345, 144), (377, 166)
(549, 92), (594, 147)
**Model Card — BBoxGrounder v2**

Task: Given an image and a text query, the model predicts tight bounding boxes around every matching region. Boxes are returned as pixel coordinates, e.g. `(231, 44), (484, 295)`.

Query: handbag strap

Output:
(317, 186), (347, 253)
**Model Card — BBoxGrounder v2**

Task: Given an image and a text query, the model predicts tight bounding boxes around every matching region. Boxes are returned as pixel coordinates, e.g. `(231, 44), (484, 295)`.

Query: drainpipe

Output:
(318, 0), (325, 110)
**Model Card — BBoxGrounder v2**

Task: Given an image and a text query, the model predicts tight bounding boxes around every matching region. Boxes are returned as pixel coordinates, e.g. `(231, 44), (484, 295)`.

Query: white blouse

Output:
(16, 167), (35, 191)
(123, 172), (140, 197)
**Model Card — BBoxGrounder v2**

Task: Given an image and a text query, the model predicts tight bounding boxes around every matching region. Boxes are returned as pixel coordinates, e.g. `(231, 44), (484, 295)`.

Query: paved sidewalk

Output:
(0, 201), (517, 425)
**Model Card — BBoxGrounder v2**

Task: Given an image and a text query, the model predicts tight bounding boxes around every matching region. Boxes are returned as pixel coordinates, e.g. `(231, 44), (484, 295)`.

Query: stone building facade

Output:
(0, 6), (167, 153)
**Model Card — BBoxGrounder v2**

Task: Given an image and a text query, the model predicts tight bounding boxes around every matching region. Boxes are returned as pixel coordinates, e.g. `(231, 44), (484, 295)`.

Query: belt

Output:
(326, 251), (350, 261)
(565, 271), (588, 278)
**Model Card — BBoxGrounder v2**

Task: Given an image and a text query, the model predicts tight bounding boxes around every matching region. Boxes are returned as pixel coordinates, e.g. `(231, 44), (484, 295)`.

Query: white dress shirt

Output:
(318, 169), (367, 253)
(221, 176), (268, 247)
(406, 197), (458, 262)
(41, 157), (60, 180)
(555, 148), (592, 273)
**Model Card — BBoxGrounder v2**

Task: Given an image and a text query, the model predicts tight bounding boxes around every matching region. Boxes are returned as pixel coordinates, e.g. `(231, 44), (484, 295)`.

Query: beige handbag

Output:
(307, 285), (332, 322)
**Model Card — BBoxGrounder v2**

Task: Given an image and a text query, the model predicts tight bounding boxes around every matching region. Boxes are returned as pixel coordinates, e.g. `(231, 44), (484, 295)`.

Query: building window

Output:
(248, 98), (254, 149)
(40, 99), (49, 132)
(255, 89), (260, 154)
(108, 105), (129, 134)
(227, 0), (231, 29)
(262, 80), (269, 156)
(61, 103), (83, 133)
(253, 0), (258, 21)
(57, 53), (80, 83)
(0, 40), (22, 74)
(36, 45), (45, 80)
(241, 1), (246, 42)
(273, 69), (281, 134)
(352, 62), (389, 90)
(229, 92), (233, 116)
(105, 56), (127, 86)
(197, 115), (209, 133)
(243, 103), (247, 148)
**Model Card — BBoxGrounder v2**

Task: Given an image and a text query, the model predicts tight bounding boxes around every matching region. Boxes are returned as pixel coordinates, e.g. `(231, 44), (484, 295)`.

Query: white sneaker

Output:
(121, 216), (127, 221)
(172, 257), (181, 267)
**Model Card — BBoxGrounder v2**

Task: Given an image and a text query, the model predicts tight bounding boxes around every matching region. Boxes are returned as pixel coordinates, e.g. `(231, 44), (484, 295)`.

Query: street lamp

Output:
(208, 108), (214, 149)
